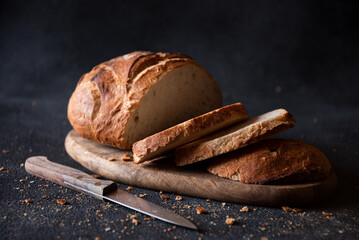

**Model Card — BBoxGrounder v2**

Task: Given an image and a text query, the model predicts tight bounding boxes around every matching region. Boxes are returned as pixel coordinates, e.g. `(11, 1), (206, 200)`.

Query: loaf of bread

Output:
(68, 51), (222, 150)
(174, 109), (296, 166)
(207, 139), (332, 184)
(132, 103), (249, 163)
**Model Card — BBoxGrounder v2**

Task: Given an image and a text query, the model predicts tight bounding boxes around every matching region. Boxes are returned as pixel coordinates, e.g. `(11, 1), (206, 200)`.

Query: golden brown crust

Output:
(68, 52), (220, 150)
(174, 109), (296, 166)
(68, 51), (153, 148)
(132, 103), (249, 163)
(207, 139), (332, 184)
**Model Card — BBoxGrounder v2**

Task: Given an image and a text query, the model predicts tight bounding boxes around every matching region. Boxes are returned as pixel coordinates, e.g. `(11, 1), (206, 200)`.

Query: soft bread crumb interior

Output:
(126, 63), (222, 144)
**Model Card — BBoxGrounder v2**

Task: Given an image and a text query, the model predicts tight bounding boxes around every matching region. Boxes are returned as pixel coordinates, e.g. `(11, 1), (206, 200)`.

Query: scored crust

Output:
(174, 109), (296, 166)
(206, 139), (332, 184)
(132, 103), (249, 163)
(68, 51), (222, 150)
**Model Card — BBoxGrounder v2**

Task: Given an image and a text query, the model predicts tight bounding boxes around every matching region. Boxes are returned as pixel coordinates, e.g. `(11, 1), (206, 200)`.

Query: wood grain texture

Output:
(65, 130), (337, 206)
(25, 156), (117, 197)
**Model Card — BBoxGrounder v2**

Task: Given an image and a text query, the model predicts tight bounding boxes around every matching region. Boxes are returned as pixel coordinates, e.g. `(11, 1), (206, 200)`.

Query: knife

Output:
(25, 156), (197, 230)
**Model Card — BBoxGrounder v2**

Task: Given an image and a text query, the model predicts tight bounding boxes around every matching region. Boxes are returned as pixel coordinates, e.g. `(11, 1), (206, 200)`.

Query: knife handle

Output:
(25, 156), (117, 198)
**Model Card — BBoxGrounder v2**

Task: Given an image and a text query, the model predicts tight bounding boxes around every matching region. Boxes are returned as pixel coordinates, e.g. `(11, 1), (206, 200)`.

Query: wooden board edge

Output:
(65, 130), (337, 207)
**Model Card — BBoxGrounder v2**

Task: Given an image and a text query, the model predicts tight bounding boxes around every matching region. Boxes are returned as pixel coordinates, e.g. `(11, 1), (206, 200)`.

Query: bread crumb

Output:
(225, 217), (235, 225)
(24, 199), (31, 204)
(196, 207), (205, 214)
(56, 199), (67, 205)
(222, 203), (226, 207)
(160, 194), (169, 199)
(0, 167), (4, 171)
(91, 174), (100, 179)
(2, 149), (9, 154)
(95, 237), (101, 240)
(175, 196), (182, 201)
(20, 163), (24, 167)
(121, 153), (132, 161)
(282, 206), (302, 213)
(126, 186), (133, 191)
(132, 219), (139, 225)
(144, 217), (152, 221)
(240, 206), (249, 212)
(139, 194), (147, 198)
(322, 212), (332, 218)
(129, 215), (137, 219)
(42, 195), (47, 199)
(107, 157), (116, 161)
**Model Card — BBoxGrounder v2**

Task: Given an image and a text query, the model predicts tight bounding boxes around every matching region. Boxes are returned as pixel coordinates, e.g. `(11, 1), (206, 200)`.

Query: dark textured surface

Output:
(1, 0), (358, 239)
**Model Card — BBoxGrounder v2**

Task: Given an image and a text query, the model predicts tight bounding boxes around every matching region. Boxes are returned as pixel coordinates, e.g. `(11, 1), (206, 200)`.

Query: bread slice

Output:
(174, 109), (296, 166)
(132, 103), (249, 163)
(68, 52), (222, 150)
(207, 139), (332, 184)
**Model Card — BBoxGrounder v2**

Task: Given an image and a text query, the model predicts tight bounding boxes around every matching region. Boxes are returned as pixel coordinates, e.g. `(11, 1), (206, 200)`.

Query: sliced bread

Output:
(174, 109), (296, 166)
(68, 51), (222, 149)
(207, 139), (332, 184)
(133, 103), (249, 163)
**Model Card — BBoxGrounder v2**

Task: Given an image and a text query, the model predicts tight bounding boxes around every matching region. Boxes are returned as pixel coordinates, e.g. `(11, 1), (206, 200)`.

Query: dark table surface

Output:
(1, 1), (359, 239)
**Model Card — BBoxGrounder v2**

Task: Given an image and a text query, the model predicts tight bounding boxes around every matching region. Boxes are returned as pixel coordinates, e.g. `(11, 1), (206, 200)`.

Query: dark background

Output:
(1, 0), (358, 239)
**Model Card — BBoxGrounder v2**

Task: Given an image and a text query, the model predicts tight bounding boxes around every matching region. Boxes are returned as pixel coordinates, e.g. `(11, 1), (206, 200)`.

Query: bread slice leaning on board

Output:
(132, 103), (249, 163)
(174, 109), (296, 166)
(207, 139), (332, 184)
(68, 51), (222, 150)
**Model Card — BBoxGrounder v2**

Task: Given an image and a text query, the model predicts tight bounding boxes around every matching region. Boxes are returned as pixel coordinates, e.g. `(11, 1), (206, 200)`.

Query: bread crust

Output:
(132, 103), (249, 163)
(68, 52), (221, 149)
(174, 109), (296, 166)
(207, 139), (332, 184)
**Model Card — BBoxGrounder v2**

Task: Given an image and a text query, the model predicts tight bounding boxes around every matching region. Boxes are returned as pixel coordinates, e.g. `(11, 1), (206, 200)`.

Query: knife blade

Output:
(25, 156), (197, 230)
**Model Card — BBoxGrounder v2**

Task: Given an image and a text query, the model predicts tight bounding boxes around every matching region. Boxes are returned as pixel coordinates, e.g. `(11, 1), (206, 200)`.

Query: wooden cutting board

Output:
(65, 130), (337, 207)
